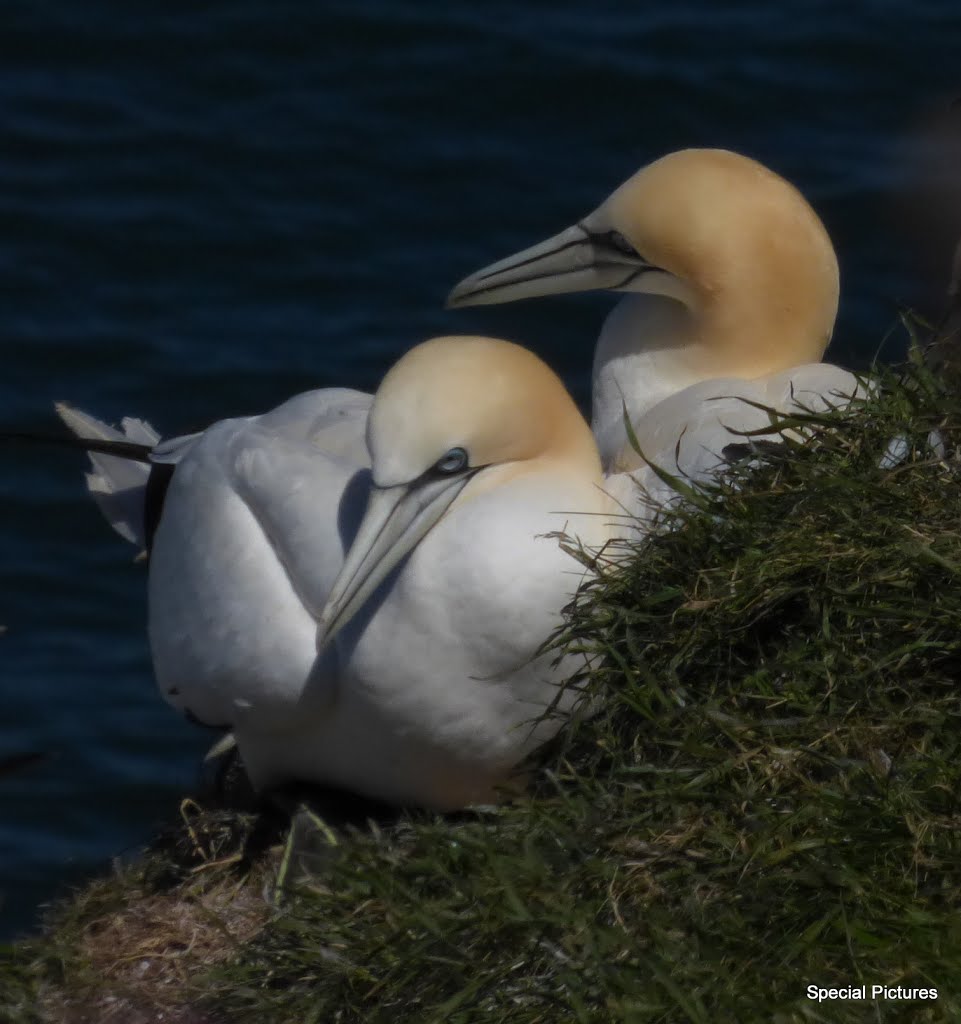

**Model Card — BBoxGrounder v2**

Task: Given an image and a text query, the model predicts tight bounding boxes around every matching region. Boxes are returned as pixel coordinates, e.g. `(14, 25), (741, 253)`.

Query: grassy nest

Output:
(4, 360), (961, 1023)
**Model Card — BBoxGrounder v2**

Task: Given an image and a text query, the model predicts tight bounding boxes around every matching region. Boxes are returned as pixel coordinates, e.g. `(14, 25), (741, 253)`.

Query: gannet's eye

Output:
(605, 230), (640, 257)
(434, 447), (468, 474)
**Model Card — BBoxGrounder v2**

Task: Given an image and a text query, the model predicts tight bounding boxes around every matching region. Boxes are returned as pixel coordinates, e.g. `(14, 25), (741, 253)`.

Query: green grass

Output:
(4, 360), (961, 1023)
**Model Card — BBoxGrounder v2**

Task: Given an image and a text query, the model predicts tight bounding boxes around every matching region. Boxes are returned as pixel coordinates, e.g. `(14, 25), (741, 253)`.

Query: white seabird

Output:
(446, 148), (862, 475)
(60, 337), (617, 810)
(244, 336), (617, 808)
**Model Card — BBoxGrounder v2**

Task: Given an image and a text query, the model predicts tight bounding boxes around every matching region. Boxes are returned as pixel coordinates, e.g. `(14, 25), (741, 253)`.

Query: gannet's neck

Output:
(451, 393), (605, 509)
(591, 295), (693, 462)
(456, 440), (605, 509)
(591, 278), (835, 466)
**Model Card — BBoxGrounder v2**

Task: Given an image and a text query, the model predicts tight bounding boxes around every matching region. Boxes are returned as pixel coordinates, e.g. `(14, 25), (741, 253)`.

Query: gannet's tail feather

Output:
(55, 403), (160, 547)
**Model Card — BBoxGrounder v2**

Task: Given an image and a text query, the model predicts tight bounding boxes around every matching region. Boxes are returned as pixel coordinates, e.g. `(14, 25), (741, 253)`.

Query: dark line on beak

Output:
(613, 266), (651, 289)
(472, 226), (591, 284)
(450, 267), (590, 304)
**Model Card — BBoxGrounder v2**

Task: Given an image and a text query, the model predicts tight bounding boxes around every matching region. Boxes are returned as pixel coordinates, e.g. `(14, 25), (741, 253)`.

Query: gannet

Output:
(57, 337), (616, 809)
(447, 148), (861, 473)
(238, 336), (615, 808)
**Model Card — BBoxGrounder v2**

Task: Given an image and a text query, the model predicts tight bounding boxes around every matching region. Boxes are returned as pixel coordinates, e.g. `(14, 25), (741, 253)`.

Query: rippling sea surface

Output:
(1, 0), (960, 937)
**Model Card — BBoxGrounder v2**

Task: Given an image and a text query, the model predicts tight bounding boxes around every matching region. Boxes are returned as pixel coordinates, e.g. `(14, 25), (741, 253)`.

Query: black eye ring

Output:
(434, 446), (468, 474)
(605, 230), (639, 258)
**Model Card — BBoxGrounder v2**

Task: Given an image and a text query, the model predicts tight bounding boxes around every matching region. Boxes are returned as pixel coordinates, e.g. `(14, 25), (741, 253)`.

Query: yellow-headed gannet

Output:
(447, 149), (861, 475)
(238, 336), (614, 808)
(61, 338), (615, 809)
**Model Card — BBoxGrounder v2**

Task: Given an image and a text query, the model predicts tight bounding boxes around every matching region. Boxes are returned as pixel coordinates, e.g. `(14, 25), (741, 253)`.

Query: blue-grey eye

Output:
(434, 447), (468, 474)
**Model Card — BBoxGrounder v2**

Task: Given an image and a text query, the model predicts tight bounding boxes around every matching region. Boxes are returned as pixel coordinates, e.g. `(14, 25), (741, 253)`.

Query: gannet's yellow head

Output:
(319, 336), (600, 643)
(447, 148), (839, 376)
(367, 335), (598, 486)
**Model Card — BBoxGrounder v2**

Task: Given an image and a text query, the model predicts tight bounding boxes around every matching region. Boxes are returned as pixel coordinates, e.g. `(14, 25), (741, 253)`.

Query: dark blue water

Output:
(2, 1), (960, 939)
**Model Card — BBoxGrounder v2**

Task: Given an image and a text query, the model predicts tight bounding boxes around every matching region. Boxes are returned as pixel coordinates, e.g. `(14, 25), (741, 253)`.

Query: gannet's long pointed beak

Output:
(317, 473), (472, 648)
(446, 221), (655, 308)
